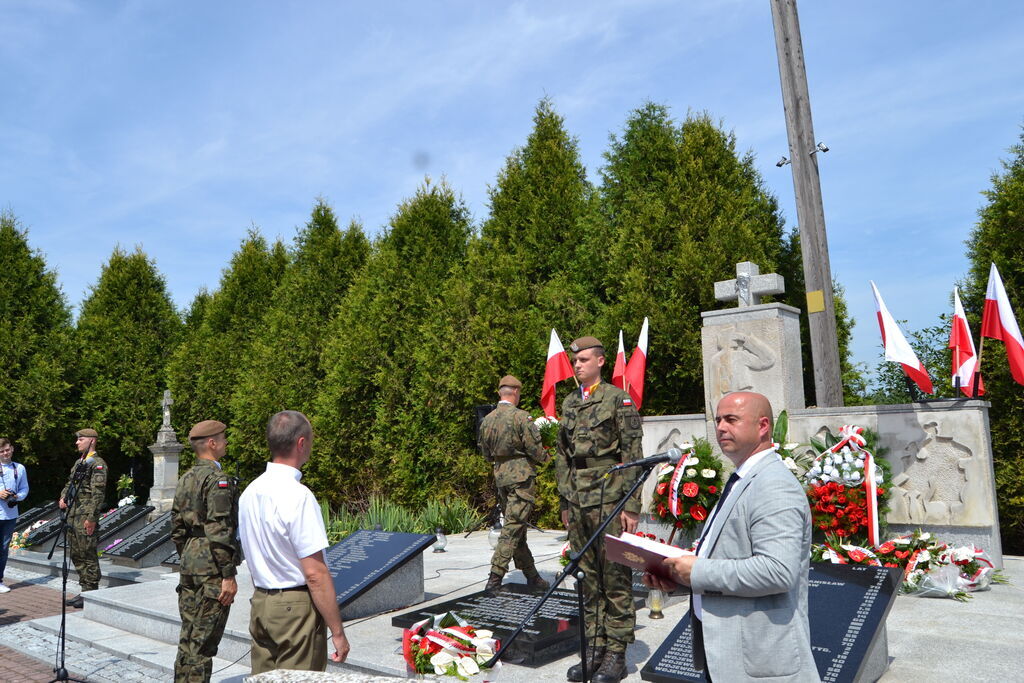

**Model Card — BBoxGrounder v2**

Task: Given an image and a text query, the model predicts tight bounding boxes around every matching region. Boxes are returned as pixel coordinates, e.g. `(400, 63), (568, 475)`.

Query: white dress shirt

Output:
(239, 462), (329, 589)
(693, 447), (779, 620)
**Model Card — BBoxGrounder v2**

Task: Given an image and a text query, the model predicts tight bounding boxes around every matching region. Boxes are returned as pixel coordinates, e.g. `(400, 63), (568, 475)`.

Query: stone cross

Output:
(161, 389), (173, 430)
(714, 261), (785, 308)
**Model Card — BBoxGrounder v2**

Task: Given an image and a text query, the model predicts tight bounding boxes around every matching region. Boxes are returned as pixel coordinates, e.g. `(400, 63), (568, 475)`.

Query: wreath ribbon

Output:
(825, 425), (880, 547)
(667, 457), (688, 517)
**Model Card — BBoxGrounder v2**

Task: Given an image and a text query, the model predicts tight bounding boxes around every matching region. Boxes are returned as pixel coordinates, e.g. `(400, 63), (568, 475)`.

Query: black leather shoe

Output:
(592, 650), (627, 683)
(567, 646), (604, 682)
(66, 595), (84, 608)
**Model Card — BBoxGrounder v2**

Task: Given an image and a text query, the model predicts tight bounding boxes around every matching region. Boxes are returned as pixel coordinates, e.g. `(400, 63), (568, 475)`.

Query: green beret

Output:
(75, 428), (98, 438)
(498, 375), (522, 390)
(569, 336), (603, 353)
(189, 420), (227, 440)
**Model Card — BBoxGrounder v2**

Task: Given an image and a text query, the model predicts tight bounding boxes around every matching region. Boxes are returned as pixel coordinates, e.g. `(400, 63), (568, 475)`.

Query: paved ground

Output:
(0, 568), (163, 682)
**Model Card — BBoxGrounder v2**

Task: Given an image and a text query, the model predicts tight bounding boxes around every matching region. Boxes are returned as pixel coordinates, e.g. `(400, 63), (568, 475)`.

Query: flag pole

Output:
(972, 335), (984, 399)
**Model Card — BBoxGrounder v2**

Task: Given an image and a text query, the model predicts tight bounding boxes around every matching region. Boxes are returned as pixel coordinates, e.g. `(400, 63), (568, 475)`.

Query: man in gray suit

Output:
(645, 391), (819, 682)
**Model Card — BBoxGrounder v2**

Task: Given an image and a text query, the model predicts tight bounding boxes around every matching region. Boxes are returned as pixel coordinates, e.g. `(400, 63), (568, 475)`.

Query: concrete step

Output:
(28, 613), (250, 682)
(7, 548), (173, 588)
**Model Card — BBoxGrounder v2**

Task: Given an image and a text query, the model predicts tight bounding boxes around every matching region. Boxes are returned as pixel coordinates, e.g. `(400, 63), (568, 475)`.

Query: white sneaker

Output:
(0, 583), (10, 593)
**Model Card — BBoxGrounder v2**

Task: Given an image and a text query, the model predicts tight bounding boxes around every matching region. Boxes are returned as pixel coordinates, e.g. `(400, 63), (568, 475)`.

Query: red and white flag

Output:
(870, 281), (934, 394)
(949, 287), (984, 396)
(541, 329), (574, 418)
(623, 317), (649, 409)
(981, 263), (1024, 385)
(612, 330), (626, 390)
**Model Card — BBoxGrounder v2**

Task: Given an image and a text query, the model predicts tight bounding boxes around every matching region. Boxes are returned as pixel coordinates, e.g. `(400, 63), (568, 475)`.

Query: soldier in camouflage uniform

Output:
(479, 375), (551, 593)
(170, 420), (241, 683)
(556, 337), (643, 683)
(59, 428), (107, 608)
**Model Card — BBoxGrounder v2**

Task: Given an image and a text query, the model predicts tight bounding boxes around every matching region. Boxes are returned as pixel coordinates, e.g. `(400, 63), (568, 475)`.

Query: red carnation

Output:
(682, 482), (699, 498)
(689, 504), (708, 521)
(708, 485), (717, 494)
(656, 482), (668, 495)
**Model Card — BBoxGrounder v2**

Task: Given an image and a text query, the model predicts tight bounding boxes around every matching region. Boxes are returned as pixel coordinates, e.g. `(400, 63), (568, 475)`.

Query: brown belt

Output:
(255, 585), (309, 595)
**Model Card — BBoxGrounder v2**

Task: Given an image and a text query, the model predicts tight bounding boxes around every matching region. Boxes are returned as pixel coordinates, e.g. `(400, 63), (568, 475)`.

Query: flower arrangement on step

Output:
(649, 439), (724, 544)
(403, 611), (501, 680)
(9, 519), (48, 549)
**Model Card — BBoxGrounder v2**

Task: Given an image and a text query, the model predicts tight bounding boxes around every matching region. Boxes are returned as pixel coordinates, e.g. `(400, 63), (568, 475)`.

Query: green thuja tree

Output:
(397, 99), (602, 520)
(167, 230), (288, 468)
(75, 246), (182, 503)
(230, 201), (369, 482)
(311, 179), (472, 506)
(962, 127), (1024, 555)
(598, 105), (788, 414)
(0, 212), (75, 500)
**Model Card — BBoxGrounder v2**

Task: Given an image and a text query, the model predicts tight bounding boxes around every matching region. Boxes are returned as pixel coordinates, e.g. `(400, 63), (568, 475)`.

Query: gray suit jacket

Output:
(689, 451), (820, 682)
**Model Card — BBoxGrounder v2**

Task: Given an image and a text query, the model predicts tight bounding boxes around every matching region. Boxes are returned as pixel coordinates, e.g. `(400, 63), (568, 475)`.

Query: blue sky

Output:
(3, 1), (1023, 386)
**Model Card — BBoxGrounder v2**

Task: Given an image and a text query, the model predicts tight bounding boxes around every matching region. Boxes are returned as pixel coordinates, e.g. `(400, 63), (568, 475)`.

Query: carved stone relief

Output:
(708, 328), (775, 402)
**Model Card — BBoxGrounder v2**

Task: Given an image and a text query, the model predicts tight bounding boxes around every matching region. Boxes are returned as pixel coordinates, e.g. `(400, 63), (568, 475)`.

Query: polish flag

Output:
(541, 329), (574, 418)
(981, 263), (1024, 385)
(870, 282), (934, 394)
(949, 287), (983, 396)
(612, 330), (626, 390)
(623, 317), (649, 409)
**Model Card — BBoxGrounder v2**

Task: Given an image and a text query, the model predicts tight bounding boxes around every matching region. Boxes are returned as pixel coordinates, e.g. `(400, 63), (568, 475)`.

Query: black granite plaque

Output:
(640, 564), (901, 683)
(325, 530), (435, 608)
(24, 515), (64, 546)
(14, 501), (58, 532)
(162, 551), (180, 568)
(105, 511), (172, 561)
(58, 504), (154, 548)
(392, 584), (580, 666)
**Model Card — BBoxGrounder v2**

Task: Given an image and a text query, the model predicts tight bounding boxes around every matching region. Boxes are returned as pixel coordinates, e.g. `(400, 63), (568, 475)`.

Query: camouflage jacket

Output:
(478, 403), (549, 488)
(170, 459), (241, 578)
(60, 452), (107, 525)
(556, 382), (644, 512)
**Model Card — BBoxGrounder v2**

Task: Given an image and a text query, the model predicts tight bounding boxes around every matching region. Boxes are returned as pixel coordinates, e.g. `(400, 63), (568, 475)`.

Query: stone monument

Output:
(147, 390), (183, 516)
(639, 261), (1004, 568)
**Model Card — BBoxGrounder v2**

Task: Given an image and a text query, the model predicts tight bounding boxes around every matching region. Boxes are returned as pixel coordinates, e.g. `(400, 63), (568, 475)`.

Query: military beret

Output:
(569, 336), (604, 353)
(75, 428), (98, 438)
(189, 420), (227, 440)
(498, 375), (522, 390)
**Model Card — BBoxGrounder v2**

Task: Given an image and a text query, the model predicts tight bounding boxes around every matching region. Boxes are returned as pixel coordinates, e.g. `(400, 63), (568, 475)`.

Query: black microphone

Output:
(607, 448), (685, 472)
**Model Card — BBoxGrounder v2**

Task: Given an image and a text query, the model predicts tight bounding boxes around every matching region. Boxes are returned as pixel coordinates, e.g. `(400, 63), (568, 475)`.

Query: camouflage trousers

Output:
(175, 575), (231, 683)
(490, 478), (539, 578)
(568, 503), (635, 653)
(67, 518), (101, 591)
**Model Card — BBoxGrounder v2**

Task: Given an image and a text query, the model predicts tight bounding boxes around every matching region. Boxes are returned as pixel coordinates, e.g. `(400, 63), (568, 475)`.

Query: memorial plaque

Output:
(105, 511), (173, 567)
(24, 515), (64, 546)
(392, 584), (580, 666)
(58, 504), (154, 548)
(14, 501), (58, 532)
(325, 529), (435, 608)
(641, 564), (901, 683)
(162, 551), (180, 568)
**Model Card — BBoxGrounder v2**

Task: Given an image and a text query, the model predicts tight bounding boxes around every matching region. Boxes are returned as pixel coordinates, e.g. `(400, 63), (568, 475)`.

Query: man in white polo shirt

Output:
(239, 410), (350, 674)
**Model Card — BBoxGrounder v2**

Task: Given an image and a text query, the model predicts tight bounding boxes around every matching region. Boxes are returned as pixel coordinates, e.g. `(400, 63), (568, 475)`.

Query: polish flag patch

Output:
(218, 480), (229, 488)
(622, 398), (633, 406)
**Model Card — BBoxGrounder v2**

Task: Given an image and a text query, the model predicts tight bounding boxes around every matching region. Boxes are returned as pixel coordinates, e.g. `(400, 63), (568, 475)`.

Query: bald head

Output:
(714, 391), (774, 466)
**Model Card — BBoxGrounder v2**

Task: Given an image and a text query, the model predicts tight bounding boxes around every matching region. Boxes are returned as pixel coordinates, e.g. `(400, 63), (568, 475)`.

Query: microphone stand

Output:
(47, 461), (89, 683)
(482, 463), (657, 681)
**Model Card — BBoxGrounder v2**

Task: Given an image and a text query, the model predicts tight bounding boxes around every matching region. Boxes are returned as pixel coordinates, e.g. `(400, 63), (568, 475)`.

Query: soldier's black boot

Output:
(592, 650), (627, 683)
(485, 572), (504, 593)
(567, 645), (604, 682)
(525, 571), (550, 591)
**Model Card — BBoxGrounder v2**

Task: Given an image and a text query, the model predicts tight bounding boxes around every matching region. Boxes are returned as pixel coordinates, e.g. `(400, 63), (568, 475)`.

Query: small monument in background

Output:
(147, 389), (182, 517)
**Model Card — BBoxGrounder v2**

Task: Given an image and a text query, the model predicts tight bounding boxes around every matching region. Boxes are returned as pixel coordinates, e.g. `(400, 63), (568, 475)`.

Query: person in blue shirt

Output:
(0, 438), (29, 593)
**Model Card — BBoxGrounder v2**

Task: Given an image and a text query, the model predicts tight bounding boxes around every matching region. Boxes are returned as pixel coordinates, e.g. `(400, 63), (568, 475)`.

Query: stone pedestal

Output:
(701, 302), (805, 418)
(148, 426), (182, 516)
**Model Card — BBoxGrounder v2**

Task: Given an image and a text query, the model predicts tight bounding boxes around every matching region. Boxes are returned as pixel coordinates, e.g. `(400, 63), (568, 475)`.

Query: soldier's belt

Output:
(572, 456), (619, 470)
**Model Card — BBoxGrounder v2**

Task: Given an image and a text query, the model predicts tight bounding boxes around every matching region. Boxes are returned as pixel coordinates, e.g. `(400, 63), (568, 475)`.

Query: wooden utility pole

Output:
(770, 0), (844, 407)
